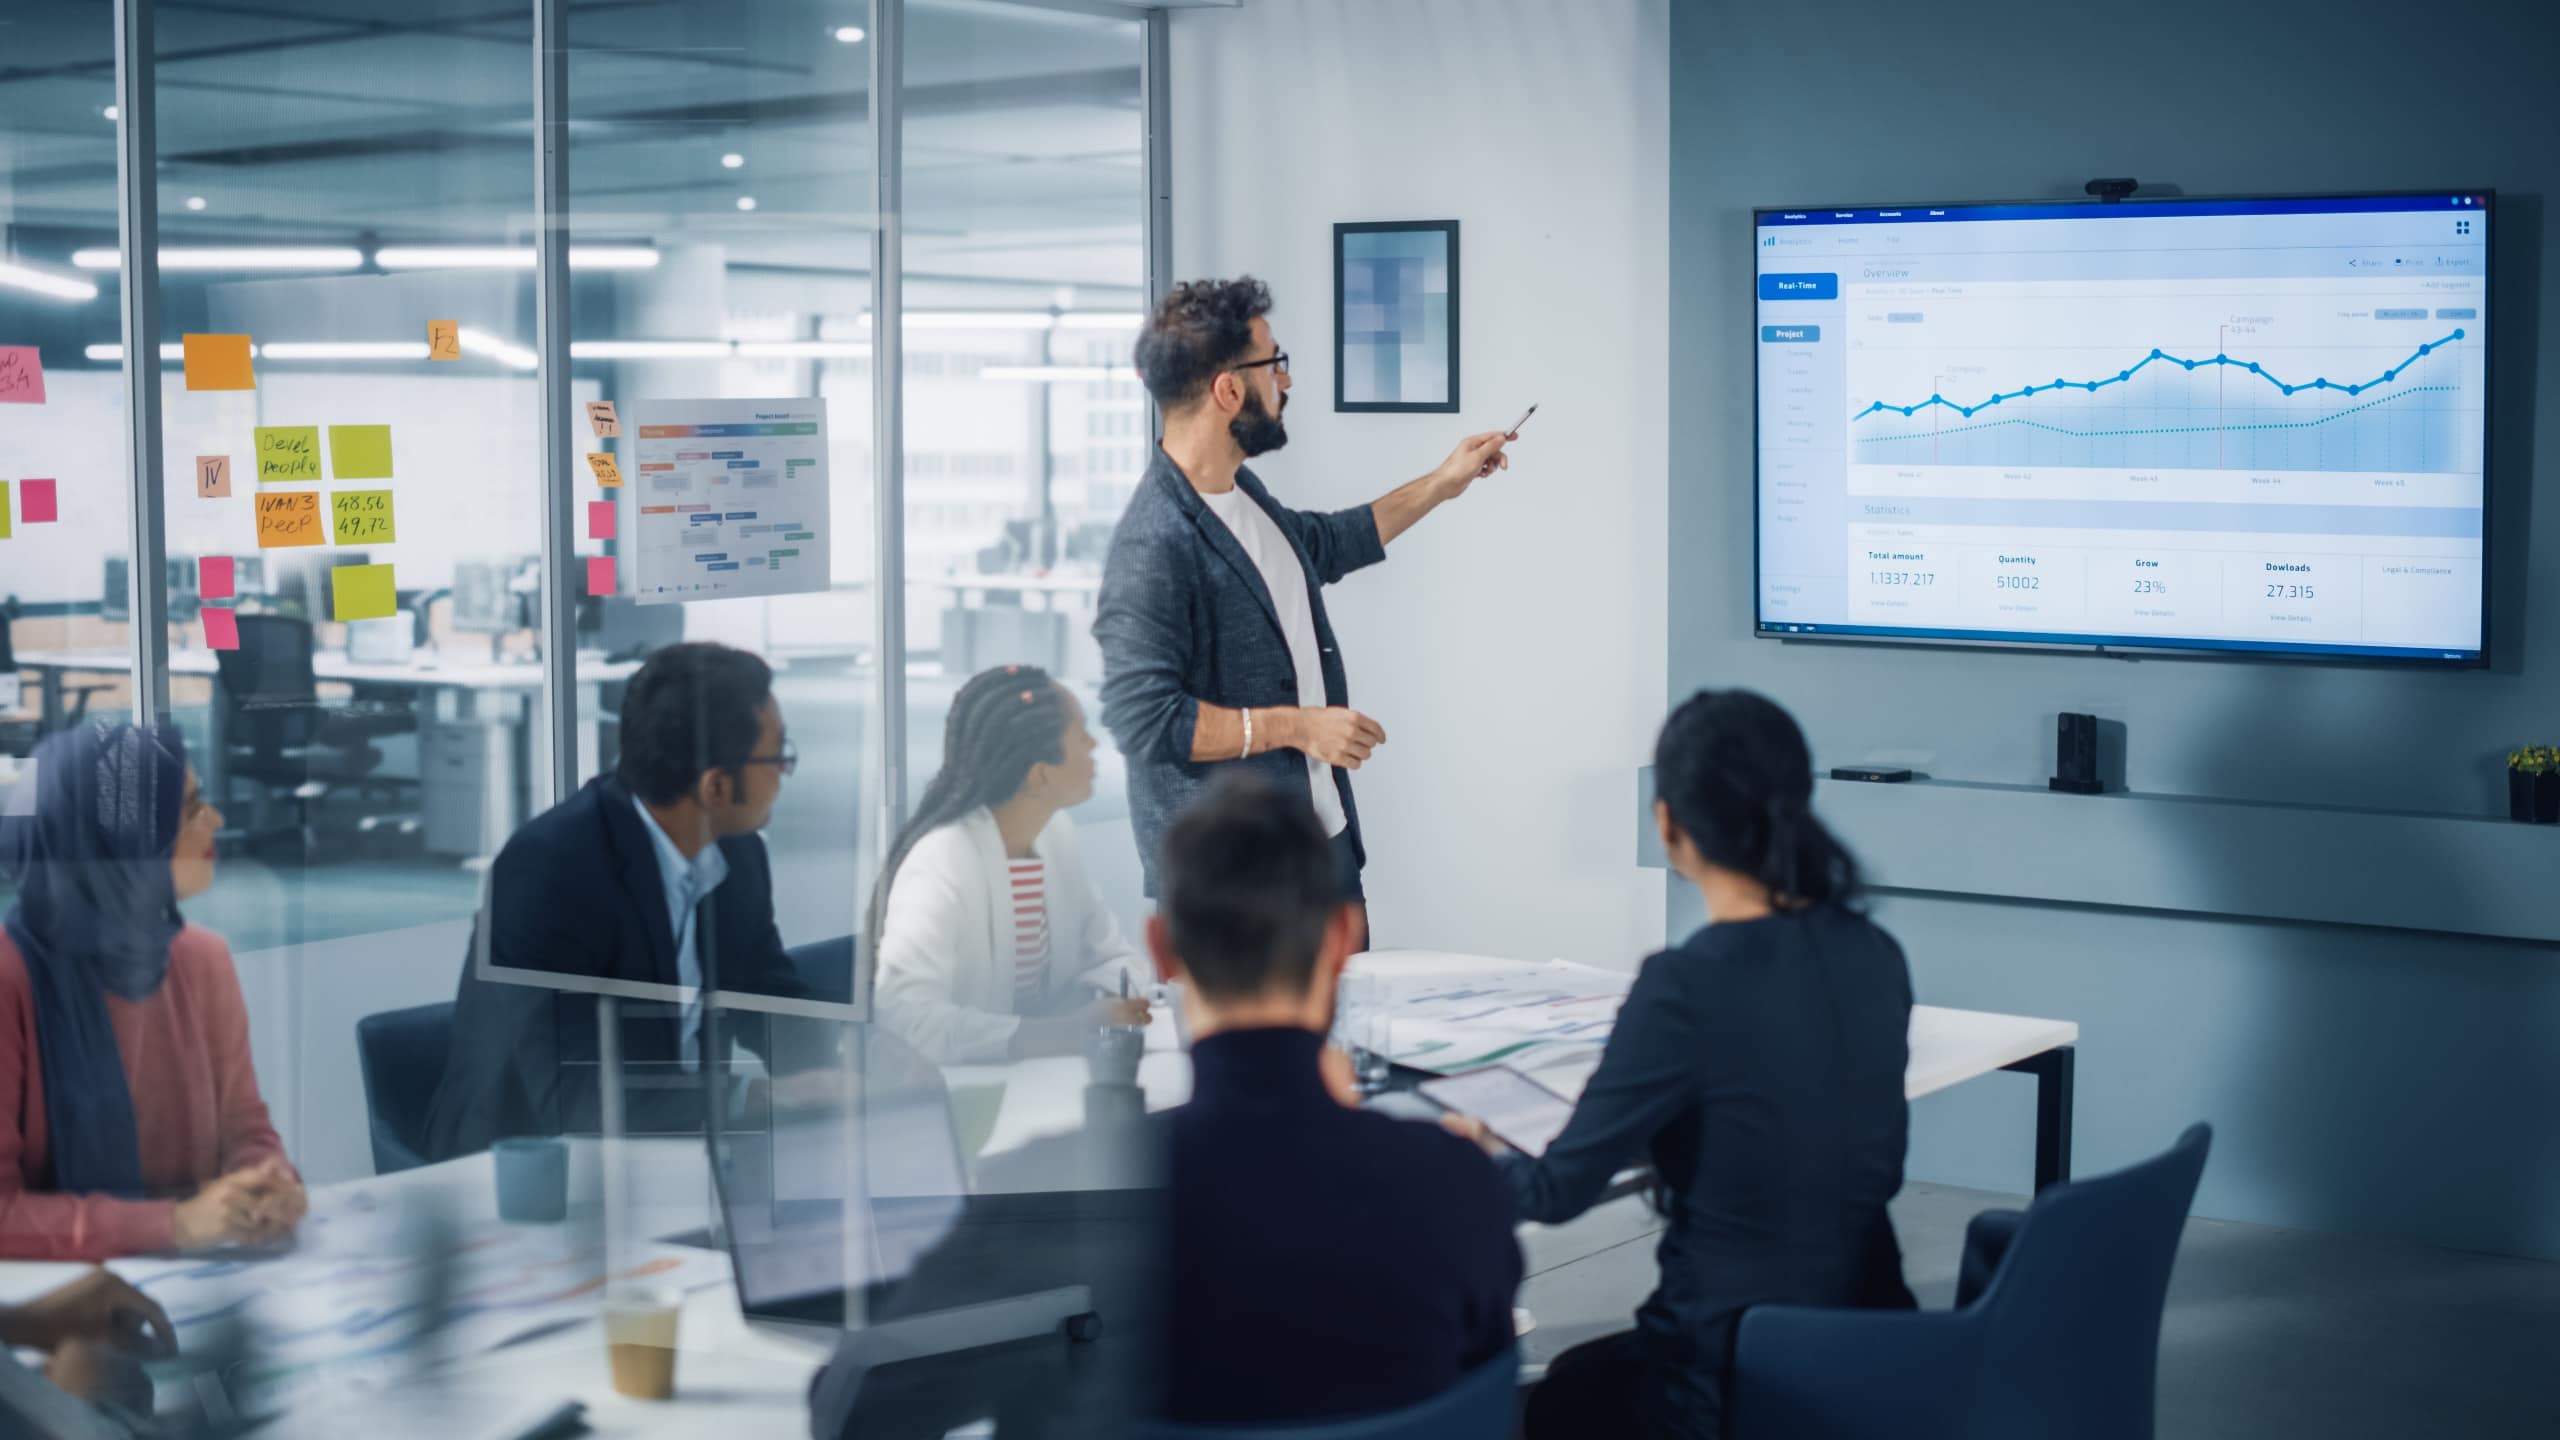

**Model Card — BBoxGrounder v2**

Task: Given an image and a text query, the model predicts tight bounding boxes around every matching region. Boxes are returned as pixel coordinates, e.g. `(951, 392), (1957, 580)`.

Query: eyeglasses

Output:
(740, 742), (799, 777)
(1232, 350), (1289, 377)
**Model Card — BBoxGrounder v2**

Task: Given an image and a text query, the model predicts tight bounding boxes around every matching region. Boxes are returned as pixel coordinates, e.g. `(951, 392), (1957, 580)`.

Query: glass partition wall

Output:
(1, 0), (1160, 1245)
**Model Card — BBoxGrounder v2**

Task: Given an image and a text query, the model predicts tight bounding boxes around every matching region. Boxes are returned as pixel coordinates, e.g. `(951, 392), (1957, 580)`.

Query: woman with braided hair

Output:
(870, 666), (1152, 1063)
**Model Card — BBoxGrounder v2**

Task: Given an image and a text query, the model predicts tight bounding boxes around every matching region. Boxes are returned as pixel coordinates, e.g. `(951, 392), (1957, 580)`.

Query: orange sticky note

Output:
(181, 333), (256, 391)
(586, 452), (622, 487)
(588, 500), (616, 540)
(586, 555), (616, 596)
(586, 401), (620, 438)
(202, 607), (240, 651)
(195, 455), (232, 498)
(254, 490), (324, 548)
(200, 556), (236, 599)
(428, 320), (460, 360)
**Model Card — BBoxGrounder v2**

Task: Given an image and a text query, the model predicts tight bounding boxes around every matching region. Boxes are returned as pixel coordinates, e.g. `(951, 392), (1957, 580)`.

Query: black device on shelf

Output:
(2051, 713), (2105, 794)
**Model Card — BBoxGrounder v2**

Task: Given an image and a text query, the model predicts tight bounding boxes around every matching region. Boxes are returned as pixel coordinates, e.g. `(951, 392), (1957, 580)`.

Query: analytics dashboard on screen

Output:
(1753, 192), (2490, 663)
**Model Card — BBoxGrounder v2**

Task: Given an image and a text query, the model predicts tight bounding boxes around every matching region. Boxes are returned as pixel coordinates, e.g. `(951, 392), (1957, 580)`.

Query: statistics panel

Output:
(1755, 193), (2489, 663)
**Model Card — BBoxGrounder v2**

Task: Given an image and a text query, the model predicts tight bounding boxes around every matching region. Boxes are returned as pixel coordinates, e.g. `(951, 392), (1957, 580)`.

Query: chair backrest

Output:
(213, 614), (322, 752)
(787, 934), (858, 1007)
(355, 1001), (455, 1175)
(1965, 1123), (2213, 1437)
(1133, 1346), (1518, 1440)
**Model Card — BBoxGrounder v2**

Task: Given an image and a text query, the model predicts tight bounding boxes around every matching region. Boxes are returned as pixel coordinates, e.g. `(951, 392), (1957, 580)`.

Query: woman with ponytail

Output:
(871, 666), (1151, 1063)
(1445, 690), (1915, 1439)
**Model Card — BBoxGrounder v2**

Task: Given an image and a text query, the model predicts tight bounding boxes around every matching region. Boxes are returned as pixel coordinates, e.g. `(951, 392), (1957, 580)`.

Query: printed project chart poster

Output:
(628, 398), (829, 604)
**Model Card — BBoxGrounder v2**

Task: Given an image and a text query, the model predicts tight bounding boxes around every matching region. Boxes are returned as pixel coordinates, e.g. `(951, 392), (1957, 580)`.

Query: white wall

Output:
(1170, 0), (1670, 970)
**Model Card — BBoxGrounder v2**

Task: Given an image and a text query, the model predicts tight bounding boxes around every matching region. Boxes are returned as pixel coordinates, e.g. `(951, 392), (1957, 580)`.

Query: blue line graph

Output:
(1852, 330), (2464, 423)
(1858, 384), (2453, 444)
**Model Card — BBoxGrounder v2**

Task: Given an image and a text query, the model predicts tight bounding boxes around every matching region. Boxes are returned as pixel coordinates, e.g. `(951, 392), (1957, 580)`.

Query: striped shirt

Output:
(1010, 858), (1051, 1003)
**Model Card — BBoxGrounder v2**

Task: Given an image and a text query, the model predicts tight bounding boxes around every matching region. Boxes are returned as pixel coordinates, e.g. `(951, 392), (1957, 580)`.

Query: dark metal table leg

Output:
(2000, 1045), (2075, 1192)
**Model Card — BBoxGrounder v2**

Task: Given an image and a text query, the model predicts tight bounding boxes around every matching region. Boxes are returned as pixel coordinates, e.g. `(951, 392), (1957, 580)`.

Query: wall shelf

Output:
(1637, 771), (2560, 945)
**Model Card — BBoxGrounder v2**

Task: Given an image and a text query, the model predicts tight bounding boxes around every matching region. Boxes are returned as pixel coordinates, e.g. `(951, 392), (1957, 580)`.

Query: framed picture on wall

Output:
(1334, 220), (1459, 413)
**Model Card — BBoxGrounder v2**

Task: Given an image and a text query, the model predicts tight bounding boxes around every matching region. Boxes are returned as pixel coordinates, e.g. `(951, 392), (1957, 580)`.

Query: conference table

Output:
(0, 950), (2076, 1437)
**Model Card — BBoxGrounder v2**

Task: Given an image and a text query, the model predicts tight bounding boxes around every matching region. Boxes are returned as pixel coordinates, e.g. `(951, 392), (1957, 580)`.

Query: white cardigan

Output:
(872, 807), (1146, 1063)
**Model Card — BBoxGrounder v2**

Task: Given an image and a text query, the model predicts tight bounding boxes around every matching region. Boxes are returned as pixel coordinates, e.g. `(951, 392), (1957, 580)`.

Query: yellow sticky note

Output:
(587, 452), (623, 486)
(254, 490), (324, 548)
(428, 320), (460, 360)
(330, 489), (397, 544)
(331, 563), (397, 622)
(0, 482), (10, 540)
(254, 426), (322, 482)
(329, 424), (393, 480)
(182, 333), (256, 391)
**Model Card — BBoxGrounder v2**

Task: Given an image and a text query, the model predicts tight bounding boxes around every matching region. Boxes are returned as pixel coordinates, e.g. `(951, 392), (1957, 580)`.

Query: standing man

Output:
(1096, 277), (1515, 940)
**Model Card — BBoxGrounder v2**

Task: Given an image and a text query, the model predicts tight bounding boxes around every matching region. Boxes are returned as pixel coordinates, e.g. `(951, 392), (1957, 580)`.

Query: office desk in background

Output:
(13, 647), (639, 864)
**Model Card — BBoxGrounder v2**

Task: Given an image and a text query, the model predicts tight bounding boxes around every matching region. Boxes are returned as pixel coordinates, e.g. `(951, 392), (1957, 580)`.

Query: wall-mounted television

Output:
(1753, 191), (2491, 665)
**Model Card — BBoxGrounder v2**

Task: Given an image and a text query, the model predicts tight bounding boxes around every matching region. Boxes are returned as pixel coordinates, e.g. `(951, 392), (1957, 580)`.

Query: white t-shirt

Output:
(1199, 485), (1349, 838)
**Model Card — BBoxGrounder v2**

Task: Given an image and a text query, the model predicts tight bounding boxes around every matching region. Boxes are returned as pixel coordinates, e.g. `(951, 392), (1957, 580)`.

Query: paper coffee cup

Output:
(602, 1287), (681, 1401)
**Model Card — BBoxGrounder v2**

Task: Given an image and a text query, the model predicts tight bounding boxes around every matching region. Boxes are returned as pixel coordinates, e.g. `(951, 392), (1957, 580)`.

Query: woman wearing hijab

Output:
(0, 722), (303, 1260)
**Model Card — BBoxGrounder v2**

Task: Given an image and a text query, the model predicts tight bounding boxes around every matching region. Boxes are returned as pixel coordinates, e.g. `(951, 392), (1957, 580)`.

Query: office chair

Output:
(1726, 1123), (2213, 1440)
(1132, 1347), (1519, 1440)
(0, 603), (112, 757)
(355, 1001), (456, 1174)
(212, 613), (419, 855)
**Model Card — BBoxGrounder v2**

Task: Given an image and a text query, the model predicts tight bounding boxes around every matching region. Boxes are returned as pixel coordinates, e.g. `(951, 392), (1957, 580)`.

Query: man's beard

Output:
(1230, 385), (1288, 458)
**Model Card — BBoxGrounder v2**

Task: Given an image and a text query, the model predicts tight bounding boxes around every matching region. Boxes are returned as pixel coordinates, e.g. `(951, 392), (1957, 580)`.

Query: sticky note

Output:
(182, 333), (256, 391)
(0, 483), (10, 540)
(254, 426), (322, 482)
(200, 556), (236, 599)
(428, 320), (460, 361)
(587, 555), (616, 597)
(586, 452), (622, 486)
(588, 500), (617, 540)
(18, 480), (55, 524)
(328, 425), (393, 480)
(586, 401), (620, 438)
(330, 489), (397, 544)
(0, 346), (44, 405)
(254, 490), (324, 548)
(202, 607), (240, 651)
(331, 563), (397, 622)
(195, 455), (232, 498)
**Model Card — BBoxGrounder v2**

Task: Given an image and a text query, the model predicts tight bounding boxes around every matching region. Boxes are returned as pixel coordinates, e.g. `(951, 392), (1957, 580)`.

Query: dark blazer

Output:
(1502, 908), (1917, 1432)
(419, 775), (805, 1162)
(1094, 449), (1387, 895)
(1166, 1028), (1520, 1425)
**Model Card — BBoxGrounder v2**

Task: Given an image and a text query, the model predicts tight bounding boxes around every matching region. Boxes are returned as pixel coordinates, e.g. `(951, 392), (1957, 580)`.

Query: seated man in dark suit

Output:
(420, 641), (811, 1161)
(808, 774), (1518, 1437)
(1156, 774), (1520, 1423)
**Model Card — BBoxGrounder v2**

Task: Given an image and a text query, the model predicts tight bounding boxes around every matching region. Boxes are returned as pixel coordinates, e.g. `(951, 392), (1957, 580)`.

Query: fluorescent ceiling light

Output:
(867, 311), (1061, 331)
(570, 341), (733, 359)
(980, 365), (1124, 383)
(721, 153), (745, 169)
(833, 25), (866, 43)
(371, 245), (661, 270)
(260, 341), (430, 360)
(184, 196), (208, 212)
(72, 246), (365, 271)
(1057, 313), (1142, 330)
(0, 260), (101, 303)
(734, 340), (871, 358)
(736, 197), (758, 212)
(84, 343), (188, 362)
(101, 105), (119, 122)
(458, 326), (539, 371)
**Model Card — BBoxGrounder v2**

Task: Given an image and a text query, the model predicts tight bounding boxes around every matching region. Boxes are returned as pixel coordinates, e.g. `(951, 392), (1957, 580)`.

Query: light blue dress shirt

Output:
(631, 797), (730, 1071)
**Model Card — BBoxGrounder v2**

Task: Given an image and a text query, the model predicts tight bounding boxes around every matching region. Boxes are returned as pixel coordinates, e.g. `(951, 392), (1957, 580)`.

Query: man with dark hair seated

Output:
(421, 641), (814, 1160)
(809, 773), (1518, 1437)
(1149, 772), (1520, 1423)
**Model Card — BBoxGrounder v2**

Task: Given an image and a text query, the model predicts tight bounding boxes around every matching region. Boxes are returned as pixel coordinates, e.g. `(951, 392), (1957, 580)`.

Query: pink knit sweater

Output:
(0, 924), (289, 1259)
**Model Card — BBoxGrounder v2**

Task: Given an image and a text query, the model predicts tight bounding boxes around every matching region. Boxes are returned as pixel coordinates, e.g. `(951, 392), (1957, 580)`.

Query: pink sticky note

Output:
(586, 555), (616, 597)
(200, 555), (236, 600)
(0, 346), (44, 405)
(18, 479), (56, 524)
(202, 607), (240, 651)
(588, 500), (617, 540)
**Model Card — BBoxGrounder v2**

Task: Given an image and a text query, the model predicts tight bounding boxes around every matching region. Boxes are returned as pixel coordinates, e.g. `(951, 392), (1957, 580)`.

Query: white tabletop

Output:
(15, 646), (636, 691)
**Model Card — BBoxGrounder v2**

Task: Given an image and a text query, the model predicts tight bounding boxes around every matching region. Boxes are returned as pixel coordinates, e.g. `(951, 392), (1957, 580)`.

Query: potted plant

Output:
(2510, 746), (2560, 824)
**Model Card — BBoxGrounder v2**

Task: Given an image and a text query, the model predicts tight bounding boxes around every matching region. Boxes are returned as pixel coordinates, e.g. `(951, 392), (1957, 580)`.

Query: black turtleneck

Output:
(1164, 1025), (1521, 1425)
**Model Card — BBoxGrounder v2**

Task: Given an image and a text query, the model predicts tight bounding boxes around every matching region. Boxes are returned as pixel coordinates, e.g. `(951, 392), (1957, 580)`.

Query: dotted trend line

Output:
(1854, 384), (2455, 444)
(1851, 330), (2464, 422)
